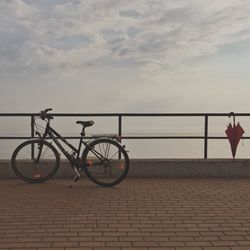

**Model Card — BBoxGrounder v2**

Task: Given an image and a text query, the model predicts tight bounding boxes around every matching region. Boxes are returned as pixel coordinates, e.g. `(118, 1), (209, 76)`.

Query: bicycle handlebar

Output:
(40, 108), (53, 120)
(44, 108), (52, 113)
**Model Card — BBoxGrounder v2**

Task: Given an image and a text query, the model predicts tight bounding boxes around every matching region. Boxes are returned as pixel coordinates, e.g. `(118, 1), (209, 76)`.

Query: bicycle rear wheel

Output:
(11, 140), (60, 183)
(82, 138), (129, 187)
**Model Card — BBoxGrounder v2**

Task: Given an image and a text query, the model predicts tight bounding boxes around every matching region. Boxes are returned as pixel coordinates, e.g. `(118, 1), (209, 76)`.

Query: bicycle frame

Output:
(35, 119), (109, 167)
(46, 127), (83, 162)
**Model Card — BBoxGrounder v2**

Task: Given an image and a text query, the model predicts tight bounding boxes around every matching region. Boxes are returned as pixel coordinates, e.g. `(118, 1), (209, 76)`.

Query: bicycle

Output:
(11, 108), (129, 187)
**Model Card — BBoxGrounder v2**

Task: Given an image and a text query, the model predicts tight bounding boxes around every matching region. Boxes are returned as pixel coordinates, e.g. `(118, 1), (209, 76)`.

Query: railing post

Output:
(31, 115), (35, 159)
(204, 115), (208, 159)
(118, 115), (122, 141)
(118, 115), (122, 159)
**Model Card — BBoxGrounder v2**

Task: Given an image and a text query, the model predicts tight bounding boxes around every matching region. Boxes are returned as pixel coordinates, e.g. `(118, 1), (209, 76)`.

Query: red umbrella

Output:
(225, 113), (244, 160)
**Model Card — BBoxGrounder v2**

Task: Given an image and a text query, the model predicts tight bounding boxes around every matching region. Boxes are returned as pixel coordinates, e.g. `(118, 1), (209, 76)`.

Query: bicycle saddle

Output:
(76, 120), (94, 127)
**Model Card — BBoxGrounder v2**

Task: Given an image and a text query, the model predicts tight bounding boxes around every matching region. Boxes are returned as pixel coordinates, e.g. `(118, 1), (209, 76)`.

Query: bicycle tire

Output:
(11, 140), (60, 183)
(82, 138), (129, 187)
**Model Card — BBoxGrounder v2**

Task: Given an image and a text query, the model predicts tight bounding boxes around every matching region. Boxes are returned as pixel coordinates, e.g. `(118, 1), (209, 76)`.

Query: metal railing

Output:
(0, 112), (250, 159)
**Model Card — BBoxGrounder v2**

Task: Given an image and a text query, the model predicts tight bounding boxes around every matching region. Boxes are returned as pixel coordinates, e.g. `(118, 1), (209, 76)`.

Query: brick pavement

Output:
(1, 178), (250, 250)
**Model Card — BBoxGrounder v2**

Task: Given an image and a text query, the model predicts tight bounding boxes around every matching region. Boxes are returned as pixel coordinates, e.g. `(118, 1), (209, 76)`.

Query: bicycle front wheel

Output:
(82, 138), (129, 187)
(11, 140), (60, 183)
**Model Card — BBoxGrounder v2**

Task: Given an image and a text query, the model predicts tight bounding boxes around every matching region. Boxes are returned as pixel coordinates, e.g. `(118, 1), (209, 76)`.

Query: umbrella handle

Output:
(229, 112), (235, 124)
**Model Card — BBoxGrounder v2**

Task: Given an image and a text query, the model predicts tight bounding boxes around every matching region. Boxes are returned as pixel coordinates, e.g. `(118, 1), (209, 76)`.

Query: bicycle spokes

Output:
(12, 140), (59, 183)
(83, 139), (129, 187)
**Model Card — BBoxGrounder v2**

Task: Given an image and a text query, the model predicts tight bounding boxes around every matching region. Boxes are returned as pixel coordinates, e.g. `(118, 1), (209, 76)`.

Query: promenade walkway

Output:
(1, 178), (250, 250)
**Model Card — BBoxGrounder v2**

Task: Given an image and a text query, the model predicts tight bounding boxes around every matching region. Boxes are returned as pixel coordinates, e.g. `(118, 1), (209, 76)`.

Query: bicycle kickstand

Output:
(69, 166), (81, 188)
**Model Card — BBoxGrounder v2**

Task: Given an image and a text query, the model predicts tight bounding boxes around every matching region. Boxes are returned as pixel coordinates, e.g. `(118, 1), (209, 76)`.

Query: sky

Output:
(1, 0), (250, 113)
(1, 0), (250, 158)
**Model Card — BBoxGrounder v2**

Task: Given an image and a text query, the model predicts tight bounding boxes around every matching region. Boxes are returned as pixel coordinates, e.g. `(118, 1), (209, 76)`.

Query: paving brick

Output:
(237, 241), (250, 245)
(176, 232), (200, 237)
(203, 247), (230, 250)
(24, 242), (51, 248)
(200, 232), (225, 236)
(38, 248), (64, 250)
(225, 232), (249, 236)
(67, 236), (93, 241)
(122, 248), (148, 250)
(79, 232), (102, 236)
(184, 241), (212, 246)
(132, 241), (158, 247)
(52, 241), (78, 247)
(106, 241), (132, 247)
(16, 237), (42, 242)
(169, 236), (195, 241)
(158, 241), (185, 247)
(219, 236), (245, 241)
(148, 248), (175, 250)
(93, 236), (118, 241)
(0, 237), (17, 243)
(2, 178), (250, 249)
(65, 248), (91, 250)
(54, 232), (77, 237)
(211, 241), (238, 246)
(176, 248), (203, 250)
(93, 248), (120, 250)
(194, 236), (220, 241)
(0, 243), (25, 249)
(79, 241), (105, 247)
(127, 232), (151, 237)
(230, 247), (250, 250)
(41, 237), (67, 242)
(118, 236), (144, 241)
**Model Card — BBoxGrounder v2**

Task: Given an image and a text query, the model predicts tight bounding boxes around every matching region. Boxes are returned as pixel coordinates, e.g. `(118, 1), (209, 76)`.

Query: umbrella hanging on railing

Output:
(225, 112), (244, 161)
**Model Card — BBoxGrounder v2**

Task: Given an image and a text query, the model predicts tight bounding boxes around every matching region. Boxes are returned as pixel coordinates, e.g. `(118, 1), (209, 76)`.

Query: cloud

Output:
(0, 0), (250, 74)
(0, 0), (36, 19)
(119, 10), (141, 18)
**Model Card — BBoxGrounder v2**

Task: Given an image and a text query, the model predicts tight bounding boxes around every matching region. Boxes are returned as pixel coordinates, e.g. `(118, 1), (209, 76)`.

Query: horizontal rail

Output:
(0, 112), (248, 159)
(1, 113), (250, 116)
(1, 136), (250, 140)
